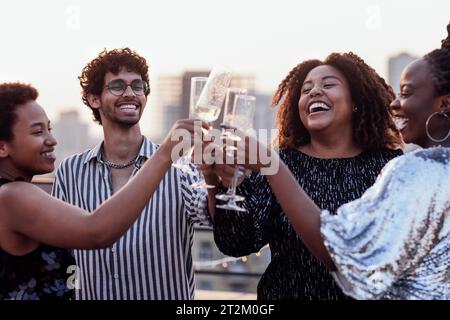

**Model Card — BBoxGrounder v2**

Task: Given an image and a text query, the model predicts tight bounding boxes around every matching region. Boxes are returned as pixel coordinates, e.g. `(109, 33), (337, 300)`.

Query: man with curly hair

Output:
(52, 48), (211, 300)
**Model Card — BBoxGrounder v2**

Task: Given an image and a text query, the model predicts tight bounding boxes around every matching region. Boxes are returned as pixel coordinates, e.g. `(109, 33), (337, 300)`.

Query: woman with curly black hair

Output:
(205, 52), (403, 300)
(236, 22), (450, 300)
(274, 52), (401, 152)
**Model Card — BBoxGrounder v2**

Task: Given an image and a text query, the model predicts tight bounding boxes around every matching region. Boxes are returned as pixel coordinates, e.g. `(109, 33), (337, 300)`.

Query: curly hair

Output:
(424, 21), (450, 97)
(273, 52), (402, 151)
(79, 47), (150, 125)
(0, 82), (38, 141)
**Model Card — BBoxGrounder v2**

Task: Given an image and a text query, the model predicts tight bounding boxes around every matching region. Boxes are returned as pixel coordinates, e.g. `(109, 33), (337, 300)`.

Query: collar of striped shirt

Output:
(83, 136), (157, 165)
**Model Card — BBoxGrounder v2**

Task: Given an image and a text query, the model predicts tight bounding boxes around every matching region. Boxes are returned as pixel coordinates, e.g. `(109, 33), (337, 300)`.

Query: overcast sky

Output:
(1, 0), (449, 136)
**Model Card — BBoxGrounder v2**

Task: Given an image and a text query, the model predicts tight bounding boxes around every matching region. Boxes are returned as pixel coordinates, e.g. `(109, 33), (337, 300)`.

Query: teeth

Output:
(393, 117), (408, 131)
(309, 102), (330, 114)
(42, 152), (55, 159)
(119, 104), (137, 110)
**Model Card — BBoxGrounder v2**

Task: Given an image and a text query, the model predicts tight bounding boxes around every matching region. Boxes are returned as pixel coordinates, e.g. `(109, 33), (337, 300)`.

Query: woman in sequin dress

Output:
(237, 22), (450, 300)
(0, 83), (208, 299)
(203, 52), (403, 299)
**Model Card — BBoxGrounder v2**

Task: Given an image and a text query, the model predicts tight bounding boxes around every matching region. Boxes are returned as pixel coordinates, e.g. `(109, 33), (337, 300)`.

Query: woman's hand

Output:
(224, 129), (278, 174)
(159, 119), (210, 163)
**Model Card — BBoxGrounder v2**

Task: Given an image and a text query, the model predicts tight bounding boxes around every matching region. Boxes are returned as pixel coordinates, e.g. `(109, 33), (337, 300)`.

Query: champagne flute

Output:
(216, 94), (256, 211)
(215, 88), (248, 202)
(221, 87), (247, 141)
(172, 77), (208, 175)
(190, 66), (232, 189)
(223, 88), (248, 127)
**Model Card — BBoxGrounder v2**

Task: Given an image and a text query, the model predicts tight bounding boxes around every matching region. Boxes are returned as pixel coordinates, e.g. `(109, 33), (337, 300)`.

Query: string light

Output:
(193, 245), (269, 269)
(195, 256), (242, 268)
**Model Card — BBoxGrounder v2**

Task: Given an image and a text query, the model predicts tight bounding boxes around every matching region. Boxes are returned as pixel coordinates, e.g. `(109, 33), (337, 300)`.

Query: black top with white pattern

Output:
(213, 148), (402, 300)
(0, 178), (75, 300)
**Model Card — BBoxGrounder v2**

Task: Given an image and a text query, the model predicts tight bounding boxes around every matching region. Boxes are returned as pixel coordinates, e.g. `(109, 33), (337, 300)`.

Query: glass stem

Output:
(227, 167), (239, 195)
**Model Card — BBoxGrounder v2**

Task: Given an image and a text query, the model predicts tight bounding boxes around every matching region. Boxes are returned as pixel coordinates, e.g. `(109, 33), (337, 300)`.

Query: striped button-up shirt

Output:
(52, 137), (211, 300)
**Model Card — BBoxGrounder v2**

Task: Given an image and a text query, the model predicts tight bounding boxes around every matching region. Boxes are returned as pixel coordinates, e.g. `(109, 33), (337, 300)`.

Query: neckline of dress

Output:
(288, 148), (367, 161)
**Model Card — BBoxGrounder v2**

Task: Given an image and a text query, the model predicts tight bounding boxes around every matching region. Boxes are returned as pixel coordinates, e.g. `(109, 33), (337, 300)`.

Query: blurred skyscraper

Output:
(48, 110), (99, 176)
(388, 53), (418, 92)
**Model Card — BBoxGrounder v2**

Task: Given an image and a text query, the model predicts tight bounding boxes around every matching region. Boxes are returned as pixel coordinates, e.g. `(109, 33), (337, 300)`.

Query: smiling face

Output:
(91, 68), (147, 128)
(0, 101), (57, 180)
(298, 65), (354, 135)
(390, 58), (445, 147)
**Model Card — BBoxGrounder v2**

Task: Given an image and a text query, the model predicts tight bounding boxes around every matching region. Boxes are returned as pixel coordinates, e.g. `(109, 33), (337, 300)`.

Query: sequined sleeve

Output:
(320, 148), (450, 300)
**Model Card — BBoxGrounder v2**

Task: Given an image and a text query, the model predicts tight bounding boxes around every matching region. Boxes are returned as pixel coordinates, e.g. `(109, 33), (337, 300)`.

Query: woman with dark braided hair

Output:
(236, 22), (450, 299)
(203, 52), (403, 300)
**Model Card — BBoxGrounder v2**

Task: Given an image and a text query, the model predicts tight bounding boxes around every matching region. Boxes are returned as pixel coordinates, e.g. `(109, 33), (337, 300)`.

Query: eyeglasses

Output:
(105, 79), (149, 96)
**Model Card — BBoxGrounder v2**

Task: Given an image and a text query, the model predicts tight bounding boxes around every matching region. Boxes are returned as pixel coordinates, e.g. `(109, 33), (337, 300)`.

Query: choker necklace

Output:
(101, 150), (140, 169)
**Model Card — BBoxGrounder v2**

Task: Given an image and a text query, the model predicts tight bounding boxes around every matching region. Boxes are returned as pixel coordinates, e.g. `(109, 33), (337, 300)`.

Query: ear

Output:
(0, 140), (10, 158)
(87, 93), (101, 110)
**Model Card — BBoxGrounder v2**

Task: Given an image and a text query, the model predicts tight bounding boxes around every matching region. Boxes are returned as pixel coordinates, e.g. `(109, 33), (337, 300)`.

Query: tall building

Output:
(388, 53), (418, 93)
(147, 74), (183, 142)
(48, 110), (99, 176)
(253, 92), (277, 145)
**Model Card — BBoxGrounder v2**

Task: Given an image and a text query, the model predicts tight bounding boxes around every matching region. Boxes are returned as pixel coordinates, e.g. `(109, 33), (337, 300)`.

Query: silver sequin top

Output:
(321, 147), (450, 300)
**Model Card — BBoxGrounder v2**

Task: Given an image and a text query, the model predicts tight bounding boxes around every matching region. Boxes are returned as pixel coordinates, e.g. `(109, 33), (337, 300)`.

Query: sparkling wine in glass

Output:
(172, 77), (208, 175)
(222, 87), (248, 139)
(216, 94), (256, 211)
(190, 66), (232, 189)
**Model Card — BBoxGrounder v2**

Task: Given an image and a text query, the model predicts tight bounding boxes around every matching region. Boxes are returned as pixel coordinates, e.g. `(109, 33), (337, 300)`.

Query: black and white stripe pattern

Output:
(52, 137), (210, 300)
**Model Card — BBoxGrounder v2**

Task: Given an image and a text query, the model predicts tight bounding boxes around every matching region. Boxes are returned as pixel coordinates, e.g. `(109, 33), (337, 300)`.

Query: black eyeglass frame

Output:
(104, 79), (150, 96)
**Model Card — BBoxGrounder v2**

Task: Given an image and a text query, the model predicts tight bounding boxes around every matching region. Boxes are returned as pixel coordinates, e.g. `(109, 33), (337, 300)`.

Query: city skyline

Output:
(1, 0), (449, 138)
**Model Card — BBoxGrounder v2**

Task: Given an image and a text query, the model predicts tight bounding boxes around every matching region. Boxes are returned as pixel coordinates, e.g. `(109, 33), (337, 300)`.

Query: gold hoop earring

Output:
(425, 111), (450, 143)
